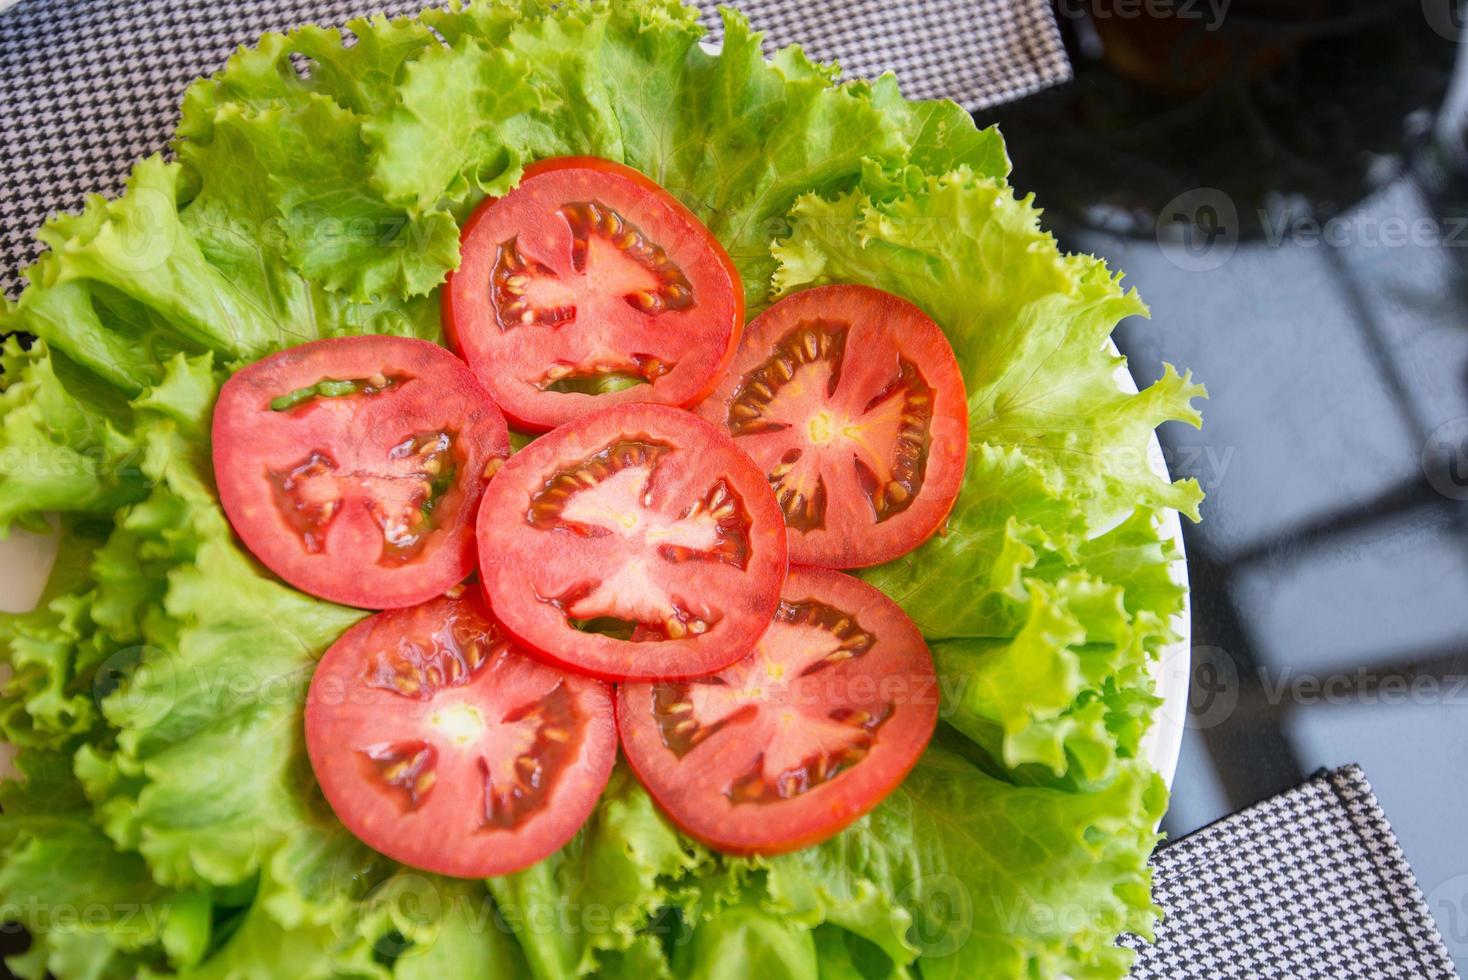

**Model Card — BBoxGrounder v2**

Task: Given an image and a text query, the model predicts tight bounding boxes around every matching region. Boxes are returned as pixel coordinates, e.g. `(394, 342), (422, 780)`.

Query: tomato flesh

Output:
(305, 593), (616, 878)
(446, 156), (743, 432)
(476, 404), (787, 681)
(213, 336), (509, 609)
(618, 567), (937, 854)
(696, 284), (968, 568)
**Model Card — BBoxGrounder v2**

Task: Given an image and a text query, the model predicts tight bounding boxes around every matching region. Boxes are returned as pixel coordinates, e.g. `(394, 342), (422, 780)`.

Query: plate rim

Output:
(1113, 345), (1191, 793)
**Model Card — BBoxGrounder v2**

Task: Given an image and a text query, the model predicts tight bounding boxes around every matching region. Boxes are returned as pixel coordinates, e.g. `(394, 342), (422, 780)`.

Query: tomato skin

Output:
(695, 284), (968, 569)
(213, 335), (509, 610)
(305, 593), (616, 879)
(617, 567), (938, 855)
(476, 403), (788, 682)
(445, 156), (743, 432)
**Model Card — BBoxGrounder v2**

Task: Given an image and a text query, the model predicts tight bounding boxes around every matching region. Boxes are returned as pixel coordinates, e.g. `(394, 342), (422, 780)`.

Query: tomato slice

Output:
(444, 156), (743, 432)
(213, 336), (509, 609)
(617, 566), (937, 854)
(305, 593), (616, 878)
(476, 403), (787, 682)
(695, 284), (968, 568)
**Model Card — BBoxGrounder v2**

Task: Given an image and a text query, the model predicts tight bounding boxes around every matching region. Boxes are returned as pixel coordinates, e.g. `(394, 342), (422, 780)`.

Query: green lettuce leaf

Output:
(761, 748), (1165, 980)
(671, 896), (819, 980)
(20, 158), (284, 363)
(381, 878), (530, 980)
(171, 870), (378, 980)
(175, 19), (457, 301)
(932, 572), (1167, 786)
(0, 339), (145, 530)
(488, 766), (709, 979)
(863, 445), (1087, 641)
(78, 356), (367, 888)
(363, 31), (542, 213)
(0, 751), (182, 978)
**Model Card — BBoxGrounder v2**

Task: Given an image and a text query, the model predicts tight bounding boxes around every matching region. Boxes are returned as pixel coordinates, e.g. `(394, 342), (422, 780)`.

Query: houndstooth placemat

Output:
(1126, 764), (1457, 978)
(0, 0), (1069, 299)
(696, 0), (1071, 111)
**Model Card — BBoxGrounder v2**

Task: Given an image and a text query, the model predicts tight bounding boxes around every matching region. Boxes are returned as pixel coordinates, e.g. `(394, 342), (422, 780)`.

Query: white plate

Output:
(0, 519), (58, 778)
(1120, 352), (1192, 792)
(0, 353), (1190, 792)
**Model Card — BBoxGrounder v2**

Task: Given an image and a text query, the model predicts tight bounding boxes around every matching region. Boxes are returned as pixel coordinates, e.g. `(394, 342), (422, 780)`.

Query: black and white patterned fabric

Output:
(0, 0), (1069, 299)
(1127, 765), (1456, 979)
(697, 0), (1071, 111)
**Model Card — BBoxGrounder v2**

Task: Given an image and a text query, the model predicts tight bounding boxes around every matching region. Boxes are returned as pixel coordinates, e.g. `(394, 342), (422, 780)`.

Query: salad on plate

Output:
(0, 2), (1206, 978)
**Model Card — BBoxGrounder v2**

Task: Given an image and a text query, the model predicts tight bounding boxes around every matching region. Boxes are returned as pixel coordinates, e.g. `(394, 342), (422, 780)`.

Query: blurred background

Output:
(980, 0), (1468, 969)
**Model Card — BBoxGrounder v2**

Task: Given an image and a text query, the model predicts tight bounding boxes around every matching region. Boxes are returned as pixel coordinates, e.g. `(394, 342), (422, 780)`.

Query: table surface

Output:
(981, 5), (1468, 973)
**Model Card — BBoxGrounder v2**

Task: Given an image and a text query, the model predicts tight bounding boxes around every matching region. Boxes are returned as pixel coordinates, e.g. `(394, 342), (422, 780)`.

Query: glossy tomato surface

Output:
(445, 156), (743, 431)
(305, 593), (616, 878)
(476, 403), (787, 681)
(696, 284), (968, 568)
(213, 336), (509, 609)
(618, 566), (938, 854)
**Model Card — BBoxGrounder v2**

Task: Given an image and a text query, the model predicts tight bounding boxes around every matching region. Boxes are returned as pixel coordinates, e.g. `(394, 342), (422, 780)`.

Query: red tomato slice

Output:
(617, 566), (938, 855)
(476, 403), (787, 682)
(305, 593), (616, 878)
(213, 336), (509, 609)
(444, 156), (743, 432)
(695, 284), (968, 568)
